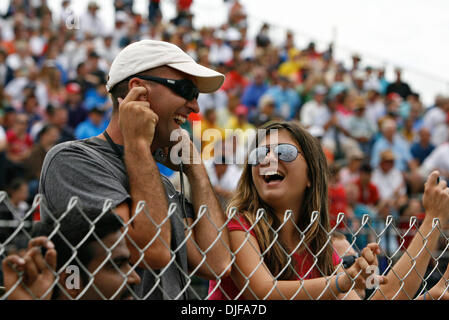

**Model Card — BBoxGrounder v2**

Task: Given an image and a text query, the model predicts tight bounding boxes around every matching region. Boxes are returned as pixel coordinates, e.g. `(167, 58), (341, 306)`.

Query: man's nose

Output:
(127, 268), (141, 286)
(185, 98), (200, 114)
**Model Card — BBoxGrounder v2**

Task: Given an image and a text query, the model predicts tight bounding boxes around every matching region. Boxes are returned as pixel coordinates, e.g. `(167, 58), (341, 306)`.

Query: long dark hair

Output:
(228, 121), (334, 279)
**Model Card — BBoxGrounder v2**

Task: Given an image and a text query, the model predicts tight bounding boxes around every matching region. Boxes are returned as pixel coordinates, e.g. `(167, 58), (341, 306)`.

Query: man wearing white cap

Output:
(39, 40), (231, 299)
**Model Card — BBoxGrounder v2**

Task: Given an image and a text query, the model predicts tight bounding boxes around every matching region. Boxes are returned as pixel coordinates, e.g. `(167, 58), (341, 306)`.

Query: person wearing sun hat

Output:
(39, 40), (231, 300)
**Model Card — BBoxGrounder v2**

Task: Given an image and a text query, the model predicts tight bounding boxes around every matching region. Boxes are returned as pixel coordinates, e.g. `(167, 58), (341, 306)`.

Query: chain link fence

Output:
(0, 192), (448, 300)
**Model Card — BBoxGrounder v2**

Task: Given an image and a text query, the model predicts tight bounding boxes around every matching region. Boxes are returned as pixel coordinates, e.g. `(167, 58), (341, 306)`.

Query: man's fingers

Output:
(30, 246), (48, 273)
(121, 86), (148, 105)
(361, 247), (375, 265)
(28, 237), (54, 251)
(24, 249), (40, 283)
(365, 242), (381, 255)
(425, 170), (440, 189)
(44, 249), (57, 272)
(356, 257), (369, 272)
(2, 255), (25, 273)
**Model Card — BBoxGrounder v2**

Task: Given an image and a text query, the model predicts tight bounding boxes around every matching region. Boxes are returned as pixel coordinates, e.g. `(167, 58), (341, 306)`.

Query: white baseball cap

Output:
(106, 40), (225, 93)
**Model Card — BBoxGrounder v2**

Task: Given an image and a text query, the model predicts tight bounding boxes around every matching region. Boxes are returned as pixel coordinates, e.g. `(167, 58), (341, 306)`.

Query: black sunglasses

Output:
(127, 75), (199, 101)
(248, 143), (301, 166)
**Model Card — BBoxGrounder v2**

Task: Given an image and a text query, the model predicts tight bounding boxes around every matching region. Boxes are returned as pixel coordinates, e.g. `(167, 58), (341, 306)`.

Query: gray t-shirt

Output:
(39, 137), (194, 300)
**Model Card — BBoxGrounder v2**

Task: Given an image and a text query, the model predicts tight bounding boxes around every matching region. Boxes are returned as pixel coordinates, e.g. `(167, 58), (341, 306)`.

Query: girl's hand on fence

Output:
(339, 243), (387, 292)
(423, 170), (449, 226)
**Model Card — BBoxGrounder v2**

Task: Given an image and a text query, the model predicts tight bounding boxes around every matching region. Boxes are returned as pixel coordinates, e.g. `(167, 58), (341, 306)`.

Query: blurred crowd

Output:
(0, 0), (448, 262)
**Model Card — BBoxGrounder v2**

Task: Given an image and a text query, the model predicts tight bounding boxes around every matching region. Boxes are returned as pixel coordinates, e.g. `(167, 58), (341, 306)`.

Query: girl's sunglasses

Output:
(248, 143), (301, 166)
(127, 75), (200, 101)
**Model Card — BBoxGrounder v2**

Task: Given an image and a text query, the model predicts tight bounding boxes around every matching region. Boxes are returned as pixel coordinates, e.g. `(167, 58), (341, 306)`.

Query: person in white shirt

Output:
(422, 96), (449, 146)
(204, 140), (243, 210)
(299, 84), (329, 129)
(371, 150), (407, 256)
(372, 149), (407, 201)
(208, 30), (233, 66)
(78, 2), (106, 39)
(5, 41), (36, 73)
(419, 142), (449, 180)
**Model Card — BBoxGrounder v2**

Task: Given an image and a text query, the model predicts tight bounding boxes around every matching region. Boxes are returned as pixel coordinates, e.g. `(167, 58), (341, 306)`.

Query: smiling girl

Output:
(208, 121), (384, 300)
(208, 120), (449, 300)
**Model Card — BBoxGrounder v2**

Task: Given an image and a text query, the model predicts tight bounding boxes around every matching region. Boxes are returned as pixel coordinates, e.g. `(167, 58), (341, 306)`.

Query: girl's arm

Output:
(229, 230), (385, 300)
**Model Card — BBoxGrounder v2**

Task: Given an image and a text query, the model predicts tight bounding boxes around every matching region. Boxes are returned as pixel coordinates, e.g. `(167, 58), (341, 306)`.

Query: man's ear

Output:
(128, 77), (149, 102)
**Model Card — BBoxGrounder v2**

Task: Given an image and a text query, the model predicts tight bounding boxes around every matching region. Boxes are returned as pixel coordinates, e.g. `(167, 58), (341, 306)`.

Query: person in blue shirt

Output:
(84, 81), (109, 111)
(370, 118), (416, 172)
(240, 67), (268, 122)
(410, 127), (435, 165)
(265, 76), (301, 120)
(74, 107), (108, 140)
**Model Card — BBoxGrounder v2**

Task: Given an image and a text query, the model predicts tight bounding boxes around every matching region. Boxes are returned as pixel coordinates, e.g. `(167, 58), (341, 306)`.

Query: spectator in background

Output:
(377, 93), (402, 129)
(345, 183), (377, 250)
(5, 113), (33, 183)
(21, 93), (43, 130)
(208, 30), (233, 66)
(299, 84), (328, 129)
(197, 89), (228, 115)
(255, 23), (271, 48)
(355, 163), (380, 208)
(0, 49), (14, 87)
(96, 34), (121, 67)
(422, 96), (449, 147)
(220, 60), (249, 97)
(204, 139), (243, 210)
(370, 118), (416, 172)
(339, 149), (364, 185)
(419, 139), (449, 181)
(39, 62), (66, 109)
(226, 105), (255, 146)
(23, 124), (60, 200)
(266, 76), (301, 120)
(1, 107), (16, 133)
(365, 89), (386, 126)
(372, 151), (407, 257)
(195, 107), (226, 160)
(386, 67), (412, 100)
(84, 80), (109, 111)
(64, 82), (88, 130)
(348, 96), (377, 152)
(45, 106), (75, 144)
(411, 127), (435, 165)
(114, 0), (134, 14)
(85, 51), (108, 87)
(371, 149), (407, 205)
(74, 107), (107, 140)
(148, 0), (162, 25)
(70, 62), (92, 96)
(5, 40), (35, 74)
(252, 94), (281, 127)
(328, 163), (356, 230)
(240, 66), (268, 121)
(79, 1), (106, 38)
